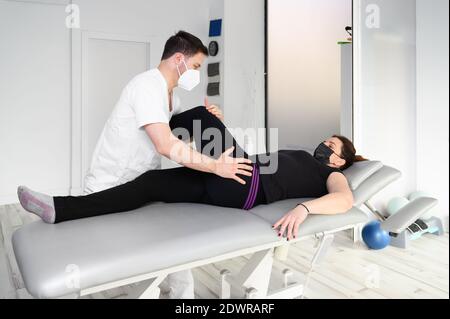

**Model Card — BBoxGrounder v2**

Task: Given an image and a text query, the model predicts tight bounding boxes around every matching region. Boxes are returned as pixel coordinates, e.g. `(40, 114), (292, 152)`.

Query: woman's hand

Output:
(213, 147), (253, 185)
(273, 205), (309, 241)
(205, 97), (224, 122)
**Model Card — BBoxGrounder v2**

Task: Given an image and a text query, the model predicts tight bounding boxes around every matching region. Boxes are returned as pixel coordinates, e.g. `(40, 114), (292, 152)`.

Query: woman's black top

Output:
(256, 150), (344, 204)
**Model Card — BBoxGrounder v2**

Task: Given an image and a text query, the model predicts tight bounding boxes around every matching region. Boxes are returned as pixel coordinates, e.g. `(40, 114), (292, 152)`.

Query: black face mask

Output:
(313, 142), (334, 165)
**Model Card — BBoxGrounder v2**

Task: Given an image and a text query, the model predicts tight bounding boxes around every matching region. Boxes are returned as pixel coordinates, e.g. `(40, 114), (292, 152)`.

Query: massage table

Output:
(12, 160), (401, 299)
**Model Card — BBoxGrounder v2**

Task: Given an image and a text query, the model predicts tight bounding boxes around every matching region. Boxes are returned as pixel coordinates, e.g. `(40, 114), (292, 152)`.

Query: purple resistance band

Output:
(243, 164), (260, 211)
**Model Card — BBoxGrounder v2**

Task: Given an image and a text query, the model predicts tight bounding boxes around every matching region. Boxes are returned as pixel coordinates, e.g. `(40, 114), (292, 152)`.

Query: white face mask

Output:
(176, 59), (200, 91)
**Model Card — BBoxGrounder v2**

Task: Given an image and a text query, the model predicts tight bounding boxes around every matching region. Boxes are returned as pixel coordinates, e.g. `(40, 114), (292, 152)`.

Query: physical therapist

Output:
(83, 31), (253, 298)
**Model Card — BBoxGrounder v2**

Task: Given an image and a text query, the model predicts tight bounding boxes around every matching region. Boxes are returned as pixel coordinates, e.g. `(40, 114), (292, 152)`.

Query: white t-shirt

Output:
(84, 68), (181, 194)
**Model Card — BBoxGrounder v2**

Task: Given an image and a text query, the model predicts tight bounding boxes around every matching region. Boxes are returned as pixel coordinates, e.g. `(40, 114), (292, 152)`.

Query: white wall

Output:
(267, 0), (353, 152)
(353, 0), (418, 213)
(0, 0), (209, 204)
(416, 0), (449, 225)
(223, 0), (266, 154)
(354, 0), (449, 225)
(0, 0), (72, 204)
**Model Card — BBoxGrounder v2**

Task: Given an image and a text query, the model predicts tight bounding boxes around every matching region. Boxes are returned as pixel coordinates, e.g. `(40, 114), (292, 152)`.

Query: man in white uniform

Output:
(83, 31), (253, 298)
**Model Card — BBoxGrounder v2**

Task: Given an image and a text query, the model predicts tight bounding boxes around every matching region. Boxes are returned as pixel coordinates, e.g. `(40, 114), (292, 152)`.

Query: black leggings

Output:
(53, 106), (267, 223)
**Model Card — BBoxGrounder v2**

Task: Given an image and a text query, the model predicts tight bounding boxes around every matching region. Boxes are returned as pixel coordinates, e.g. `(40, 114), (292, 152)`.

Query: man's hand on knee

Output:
(204, 97), (224, 122)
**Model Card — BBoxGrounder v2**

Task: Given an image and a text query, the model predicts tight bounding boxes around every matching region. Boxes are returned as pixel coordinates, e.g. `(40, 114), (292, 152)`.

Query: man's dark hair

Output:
(161, 31), (209, 60)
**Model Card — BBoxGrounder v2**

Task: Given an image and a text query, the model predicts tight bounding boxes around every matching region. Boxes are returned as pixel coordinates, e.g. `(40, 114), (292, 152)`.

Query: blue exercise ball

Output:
(362, 221), (391, 250)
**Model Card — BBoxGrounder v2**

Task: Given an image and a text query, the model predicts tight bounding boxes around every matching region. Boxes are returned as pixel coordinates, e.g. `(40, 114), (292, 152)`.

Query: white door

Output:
(71, 32), (152, 193)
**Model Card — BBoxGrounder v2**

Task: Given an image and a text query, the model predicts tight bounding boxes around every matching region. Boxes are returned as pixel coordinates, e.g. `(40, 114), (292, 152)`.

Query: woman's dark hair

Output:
(161, 30), (209, 60)
(333, 135), (368, 170)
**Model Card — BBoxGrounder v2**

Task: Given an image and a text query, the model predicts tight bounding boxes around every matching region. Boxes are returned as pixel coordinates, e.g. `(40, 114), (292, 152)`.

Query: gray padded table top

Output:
(13, 199), (368, 299)
(251, 199), (368, 235)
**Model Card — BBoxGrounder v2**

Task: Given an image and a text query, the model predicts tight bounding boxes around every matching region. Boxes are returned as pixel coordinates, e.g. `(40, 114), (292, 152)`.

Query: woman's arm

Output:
(301, 172), (354, 215)
(273, 172), (354, 241)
